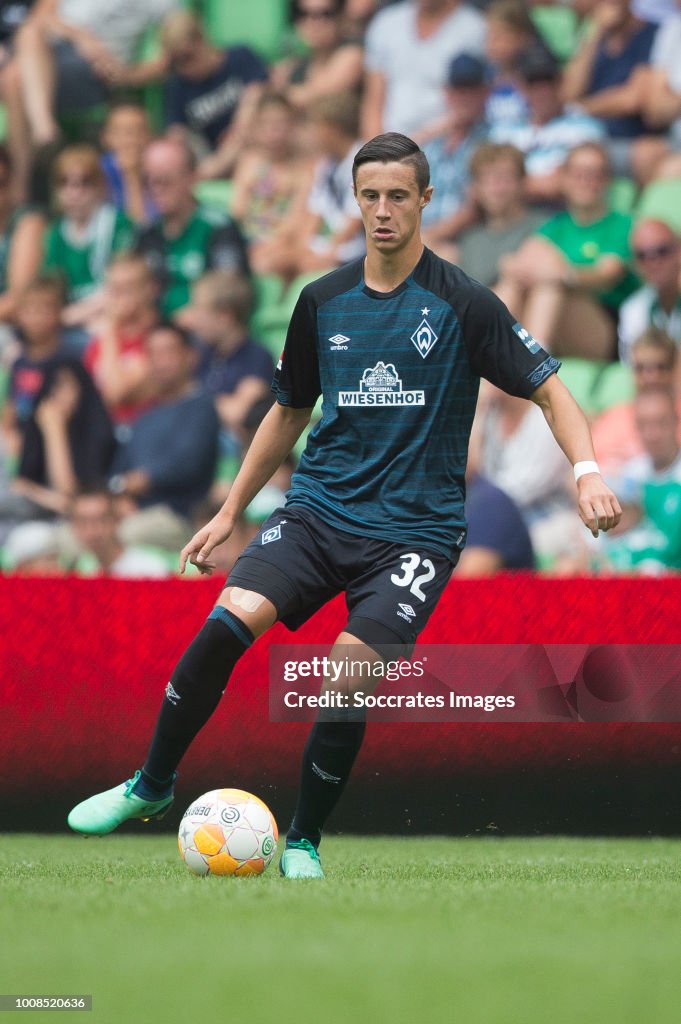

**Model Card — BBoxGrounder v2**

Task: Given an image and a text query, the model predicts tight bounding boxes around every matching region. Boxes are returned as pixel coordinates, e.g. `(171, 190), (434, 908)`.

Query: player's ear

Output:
(420, 186), (434, 209)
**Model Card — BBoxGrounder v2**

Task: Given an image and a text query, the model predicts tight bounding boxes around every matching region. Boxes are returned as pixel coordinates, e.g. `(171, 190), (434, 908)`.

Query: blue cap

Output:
(447, 53), (490, 88)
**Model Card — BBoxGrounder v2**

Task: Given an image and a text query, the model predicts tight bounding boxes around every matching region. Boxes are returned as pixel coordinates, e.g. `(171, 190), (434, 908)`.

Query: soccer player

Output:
(68, 134), (621, 877)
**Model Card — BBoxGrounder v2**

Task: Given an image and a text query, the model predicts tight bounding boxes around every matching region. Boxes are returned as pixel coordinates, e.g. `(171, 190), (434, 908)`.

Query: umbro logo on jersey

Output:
(338, 362), (425, 407)
(261, 525), (282, 545)
(329, 333), (350, 350)
(397, 603), (415, 623)
(411, 309), (439, 359)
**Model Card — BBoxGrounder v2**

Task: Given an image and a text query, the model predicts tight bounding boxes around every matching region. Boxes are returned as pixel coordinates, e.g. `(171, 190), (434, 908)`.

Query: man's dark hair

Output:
(352, 133), (430, 193)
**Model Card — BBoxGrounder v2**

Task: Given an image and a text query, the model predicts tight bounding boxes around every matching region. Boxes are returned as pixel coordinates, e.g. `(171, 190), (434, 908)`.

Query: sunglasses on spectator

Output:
(295, 7), (338, 20)
(633, 244), (677, 262)
(57, 176), (96, 189)
(632, 361), (673, 373)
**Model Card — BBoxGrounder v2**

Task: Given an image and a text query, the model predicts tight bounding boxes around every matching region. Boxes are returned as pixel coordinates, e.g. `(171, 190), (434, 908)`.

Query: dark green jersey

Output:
(135, 206), (249, 314)
(44, 206), (134, 301)
(273, 248), (560, 559)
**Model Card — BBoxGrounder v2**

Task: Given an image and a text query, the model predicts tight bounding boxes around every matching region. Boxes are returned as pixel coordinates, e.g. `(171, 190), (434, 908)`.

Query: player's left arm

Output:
(531, 373), (622, 537)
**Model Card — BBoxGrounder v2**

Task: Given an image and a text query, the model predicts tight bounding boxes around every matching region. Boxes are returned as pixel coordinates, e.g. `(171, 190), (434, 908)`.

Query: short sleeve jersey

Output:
(536, 210), (637, 309)
(44, 206), (134, 300)
(272, 248), (560, 559)
(135, 206), (250, 315)
(165, 46), (269, 150)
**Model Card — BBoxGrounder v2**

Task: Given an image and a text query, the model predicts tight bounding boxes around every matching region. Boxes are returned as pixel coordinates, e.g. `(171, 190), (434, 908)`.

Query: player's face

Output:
(353, 162), (432, 255)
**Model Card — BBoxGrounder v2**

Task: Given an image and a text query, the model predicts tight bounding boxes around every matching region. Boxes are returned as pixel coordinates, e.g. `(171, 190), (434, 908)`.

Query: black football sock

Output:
(141, 608), (254, 786)
(288, 716), (366, 848)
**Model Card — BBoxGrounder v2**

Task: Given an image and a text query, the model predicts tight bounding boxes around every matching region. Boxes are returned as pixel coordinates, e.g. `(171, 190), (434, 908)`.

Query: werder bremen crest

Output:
(410, 308), (439, 358)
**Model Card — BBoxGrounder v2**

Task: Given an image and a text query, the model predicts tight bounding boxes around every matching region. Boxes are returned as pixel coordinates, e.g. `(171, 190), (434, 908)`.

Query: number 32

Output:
(390, 553), (435, 602)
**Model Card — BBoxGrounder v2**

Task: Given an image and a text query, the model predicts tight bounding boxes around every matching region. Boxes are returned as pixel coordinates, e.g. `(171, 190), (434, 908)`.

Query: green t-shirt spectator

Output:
(536, 210), (638, 309)
(135, 206), (249, 316)
(44, 205), (135, 301)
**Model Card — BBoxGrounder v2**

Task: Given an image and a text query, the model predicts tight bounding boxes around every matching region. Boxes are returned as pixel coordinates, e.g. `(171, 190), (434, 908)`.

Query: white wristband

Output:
(574, 460), (600, 482)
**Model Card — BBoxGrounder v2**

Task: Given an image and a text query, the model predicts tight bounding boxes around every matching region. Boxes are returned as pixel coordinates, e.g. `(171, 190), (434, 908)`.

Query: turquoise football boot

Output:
(279, 838), (325, 879)
(67, 770), (174, 836)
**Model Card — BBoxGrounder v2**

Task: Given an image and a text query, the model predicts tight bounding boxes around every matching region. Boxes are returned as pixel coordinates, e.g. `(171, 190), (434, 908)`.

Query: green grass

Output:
(2, 835), (681, 1024)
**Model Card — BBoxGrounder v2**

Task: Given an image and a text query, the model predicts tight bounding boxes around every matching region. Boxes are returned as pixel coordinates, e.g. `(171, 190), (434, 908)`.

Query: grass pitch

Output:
(1, 835), (681, 1024)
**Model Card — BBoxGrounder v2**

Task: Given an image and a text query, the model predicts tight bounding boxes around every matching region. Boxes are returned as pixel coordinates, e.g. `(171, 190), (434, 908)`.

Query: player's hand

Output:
(179, 513), (235, 575)
(577, 474), (622, 537)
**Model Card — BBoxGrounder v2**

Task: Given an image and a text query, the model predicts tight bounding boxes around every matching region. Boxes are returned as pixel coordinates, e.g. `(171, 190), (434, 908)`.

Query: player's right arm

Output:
(181, 287), (321, 574)
(179, 402), (312, 574)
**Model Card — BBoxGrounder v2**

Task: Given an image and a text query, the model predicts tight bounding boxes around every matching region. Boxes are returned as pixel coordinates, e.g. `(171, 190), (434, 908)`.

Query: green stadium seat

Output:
(635, 179), (681, 233)
(282, 269), (334, 316)
(200, 0), (289, 62)
(530, 6), (579, 62)
(558, 357), (607, 415)
(591, 361), (635, 413)
(193, 179), (235, 213)
(609, 177), (637, 215)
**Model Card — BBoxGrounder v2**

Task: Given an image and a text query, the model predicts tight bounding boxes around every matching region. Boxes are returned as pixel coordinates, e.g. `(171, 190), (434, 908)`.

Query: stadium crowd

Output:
(1, 0), (681, 578)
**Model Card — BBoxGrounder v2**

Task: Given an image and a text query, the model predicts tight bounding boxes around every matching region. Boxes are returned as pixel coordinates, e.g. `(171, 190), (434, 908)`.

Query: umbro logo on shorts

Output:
(397, 603), (415, 623)
(329, 334), (350, 350)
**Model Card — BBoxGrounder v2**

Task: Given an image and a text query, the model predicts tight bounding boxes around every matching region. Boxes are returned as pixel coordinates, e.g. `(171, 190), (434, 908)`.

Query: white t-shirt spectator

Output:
(364, 1), (486, 136)
(618, 284), (681, 362)
(651, 13), (681, 145)
(59, 0), (177, 64)
(491, 107), (605, 178)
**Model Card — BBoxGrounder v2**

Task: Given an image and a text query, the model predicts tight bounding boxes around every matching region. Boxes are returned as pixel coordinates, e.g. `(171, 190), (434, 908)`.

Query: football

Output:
(178, 788), (278, 877)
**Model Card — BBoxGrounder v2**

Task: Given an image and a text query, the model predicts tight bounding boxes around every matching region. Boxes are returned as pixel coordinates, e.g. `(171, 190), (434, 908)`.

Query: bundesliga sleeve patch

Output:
(512, 322), (541, 354)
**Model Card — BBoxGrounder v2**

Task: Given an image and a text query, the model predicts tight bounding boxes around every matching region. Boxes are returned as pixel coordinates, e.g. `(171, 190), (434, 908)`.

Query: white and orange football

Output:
(178, 789), (278, 877)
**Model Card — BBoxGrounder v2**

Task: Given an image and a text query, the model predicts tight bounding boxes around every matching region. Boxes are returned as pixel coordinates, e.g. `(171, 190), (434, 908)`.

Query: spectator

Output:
(593, 326), (680, 475)
(230, 92), (313, 276)
(186, 271), (273, 437)
(456, 143), (549, 288)
(495, 141), (636, 359)
(14, 356), (116, 511)
(252, 91), (363, 281)
(44, 144), (135, 339)
(491, 45), (605, 204)
(0, 1), (37, 200)
(361, 0), (485, 139)
(14, 0), (175, 148)
(421, 54), (491, 258)
(83, 254), (158, 426)
(637, 0), (681, 169)
(2, 275), (67, 460)
(619, 219), (681, 361)
(161, 10), (268, 180)
(473, 385), (577, 563)
(2, 520), (63, 575)
(600, 386), (681, 572)
(109, 322), (219, 520)
(273, 0), (364, 109)
(561, 0), (658, 176)
(0, 144), (45, 326)
(456, 471), (535, 575)
(100, 102), (155, 225)
(135, 137), (249, 317)
(65, 486), (170, 577)
(484, 0), (539, 129)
